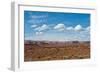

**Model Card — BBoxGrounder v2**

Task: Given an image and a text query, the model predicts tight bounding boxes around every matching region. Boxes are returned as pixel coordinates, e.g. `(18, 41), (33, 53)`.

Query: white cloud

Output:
(74, 24), (83, 31)
(34, 24), (49, 31)
(54, 23), (66, 31)
(66, 27), (74, 31)
(31, 25), (37, 28)
(31, 15), (48, 19)
(86, 26), (90, 31)
(28, 19), (47, 24)
(36, 32), (43, 35)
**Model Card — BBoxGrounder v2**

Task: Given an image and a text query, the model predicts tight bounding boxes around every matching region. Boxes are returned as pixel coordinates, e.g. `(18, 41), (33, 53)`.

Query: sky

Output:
(24, 11), (90, 41)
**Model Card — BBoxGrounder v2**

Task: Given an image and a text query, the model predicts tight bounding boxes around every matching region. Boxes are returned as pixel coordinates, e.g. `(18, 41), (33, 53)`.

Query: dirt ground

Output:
(24, 41), (90, 62)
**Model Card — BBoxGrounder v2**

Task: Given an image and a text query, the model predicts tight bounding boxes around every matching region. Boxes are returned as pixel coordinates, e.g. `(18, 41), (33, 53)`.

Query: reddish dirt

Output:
(24, 41), (90, 62)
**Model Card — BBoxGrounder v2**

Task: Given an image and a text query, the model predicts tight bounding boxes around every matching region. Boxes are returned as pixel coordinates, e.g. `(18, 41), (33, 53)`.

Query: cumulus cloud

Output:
(31, 25), (37, 28)
(34, 24), (49, 31)
(54, 23), (66, 31)
(74, 24), (83, 31)
(36, 32), (43, 35)
(66, 27), (74, 31)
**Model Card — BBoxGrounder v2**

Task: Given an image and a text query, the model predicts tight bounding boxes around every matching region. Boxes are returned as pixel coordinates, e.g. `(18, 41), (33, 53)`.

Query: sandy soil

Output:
(24, 41), (90, 62)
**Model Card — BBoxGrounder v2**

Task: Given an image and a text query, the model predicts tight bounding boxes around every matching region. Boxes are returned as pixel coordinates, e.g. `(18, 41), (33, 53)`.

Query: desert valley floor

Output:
(24, 40), (90, 62)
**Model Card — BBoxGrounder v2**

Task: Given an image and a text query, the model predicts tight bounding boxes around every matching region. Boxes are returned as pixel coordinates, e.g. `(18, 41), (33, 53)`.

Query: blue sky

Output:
(24, 11), (90, 41)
